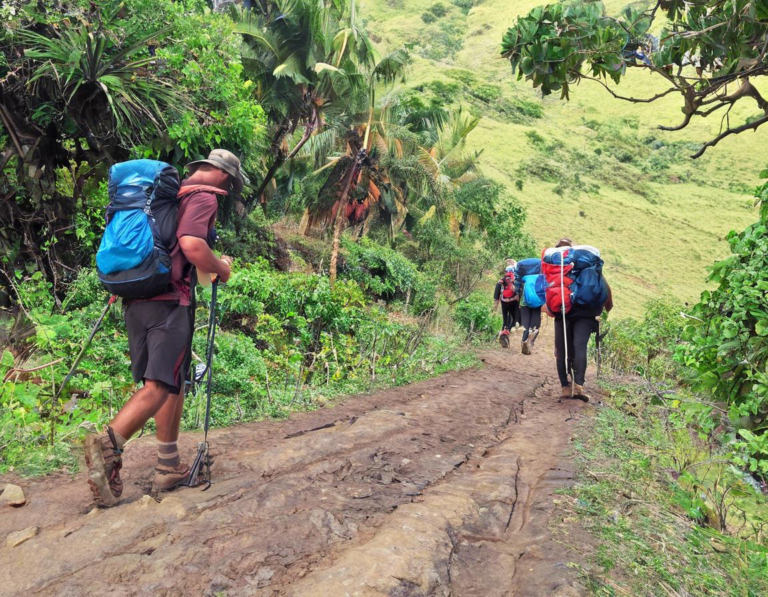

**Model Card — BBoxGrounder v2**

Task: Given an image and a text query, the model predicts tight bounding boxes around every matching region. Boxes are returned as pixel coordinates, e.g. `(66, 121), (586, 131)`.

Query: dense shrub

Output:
(417, 19), (466, 61)
(469, 83), (502, 103)
(454, 291), (498, 340)
(600, 298), (684, 379)
(341, 239), (438, 314)
(511, 96), (544, 119)
(454, 178), (536, 258)
(677, 188), (768, 479)
(451, 0), (476, 14)
(429, 3), (449, 17)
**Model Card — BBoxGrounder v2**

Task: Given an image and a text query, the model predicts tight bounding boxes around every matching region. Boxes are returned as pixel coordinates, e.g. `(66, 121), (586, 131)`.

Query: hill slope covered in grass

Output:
(361, 0), (762, 315)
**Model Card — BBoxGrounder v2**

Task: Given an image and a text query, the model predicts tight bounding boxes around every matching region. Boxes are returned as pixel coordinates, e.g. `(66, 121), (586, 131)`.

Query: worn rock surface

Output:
(5, 526), (37, 548)
(0, 332), (590, 596)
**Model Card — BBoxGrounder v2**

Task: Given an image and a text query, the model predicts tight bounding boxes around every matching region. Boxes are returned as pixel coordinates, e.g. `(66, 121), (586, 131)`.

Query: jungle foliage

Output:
(1, 0), (268, 295)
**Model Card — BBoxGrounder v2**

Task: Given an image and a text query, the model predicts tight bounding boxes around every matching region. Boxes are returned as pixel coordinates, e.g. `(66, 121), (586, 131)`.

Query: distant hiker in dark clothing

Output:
(493, 262), (519, 339)
(515, 257), (545, 355)
(546, 238), (613, 402)
(505, 258), (521, 328)
(84, 149), (244, 507)
(519, 285), (542, 355)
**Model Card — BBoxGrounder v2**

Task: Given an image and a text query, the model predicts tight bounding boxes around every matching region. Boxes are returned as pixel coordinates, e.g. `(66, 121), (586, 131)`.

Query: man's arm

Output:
(178, 236), (232, 282)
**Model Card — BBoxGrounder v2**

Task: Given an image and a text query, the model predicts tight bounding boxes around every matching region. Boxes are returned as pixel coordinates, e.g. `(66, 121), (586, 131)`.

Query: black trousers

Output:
(554, 317), (597, 387)
(501, 301), (518, 331)
(520, 306), (541, 341)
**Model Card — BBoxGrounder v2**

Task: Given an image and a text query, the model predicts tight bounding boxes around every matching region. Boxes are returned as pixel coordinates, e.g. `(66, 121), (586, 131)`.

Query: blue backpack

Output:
(514, 257), (541, 295)
(516, 257), (541, 278)
(96, 160), (181, 299)
(523, 274), (546, 308)
(569, 247), (608, 308)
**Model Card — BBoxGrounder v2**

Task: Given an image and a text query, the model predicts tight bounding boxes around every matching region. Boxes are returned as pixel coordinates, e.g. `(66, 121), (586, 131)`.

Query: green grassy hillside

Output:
(361, 0), (762, 316)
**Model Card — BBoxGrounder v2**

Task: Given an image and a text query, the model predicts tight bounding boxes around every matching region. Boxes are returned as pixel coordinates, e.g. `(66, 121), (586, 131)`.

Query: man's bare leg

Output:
(154, 390), (185, 442)
(110, 380), (170, 440)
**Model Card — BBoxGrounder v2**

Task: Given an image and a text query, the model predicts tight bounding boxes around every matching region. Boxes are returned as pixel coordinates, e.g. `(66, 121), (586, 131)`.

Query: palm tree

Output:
(234, 0), (377, 213)
(301, 104), (479, 242)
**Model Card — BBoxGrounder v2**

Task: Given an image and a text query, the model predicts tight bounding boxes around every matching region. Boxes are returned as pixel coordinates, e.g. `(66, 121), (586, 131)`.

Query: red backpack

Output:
(541, 248), (574, 314)
(500, 271), (516, 302)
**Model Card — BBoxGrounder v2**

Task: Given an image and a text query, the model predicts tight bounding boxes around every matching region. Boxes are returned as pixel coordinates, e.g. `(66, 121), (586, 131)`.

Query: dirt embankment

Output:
(1, 334), (590, 596)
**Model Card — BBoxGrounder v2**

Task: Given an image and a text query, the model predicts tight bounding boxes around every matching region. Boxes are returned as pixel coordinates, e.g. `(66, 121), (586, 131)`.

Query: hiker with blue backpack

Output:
(515, 257), (546, 355)
(542, 238), (613, 402)
(83, 150), (244, 507)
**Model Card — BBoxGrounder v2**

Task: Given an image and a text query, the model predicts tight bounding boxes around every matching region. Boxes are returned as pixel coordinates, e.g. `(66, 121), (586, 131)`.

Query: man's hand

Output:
(218, 255), (233, 283)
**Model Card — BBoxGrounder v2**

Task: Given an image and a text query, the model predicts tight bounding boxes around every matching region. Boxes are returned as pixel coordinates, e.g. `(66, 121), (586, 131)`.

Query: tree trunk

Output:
(248, 110), (318, 215)
(252, 154), (285, 215)
(329, 154), (364, 286)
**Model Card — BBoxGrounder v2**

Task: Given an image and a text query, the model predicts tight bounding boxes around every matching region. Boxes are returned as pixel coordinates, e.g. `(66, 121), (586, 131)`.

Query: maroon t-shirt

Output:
(150, 183), (222, 306)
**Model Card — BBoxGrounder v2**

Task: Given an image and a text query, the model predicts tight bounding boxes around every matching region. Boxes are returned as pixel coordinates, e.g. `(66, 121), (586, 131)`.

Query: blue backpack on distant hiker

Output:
(96, 160), (181, 299)
(522, 274), (546, 308)
(569, 247), (609, 309)
(514, 258), (541, 295)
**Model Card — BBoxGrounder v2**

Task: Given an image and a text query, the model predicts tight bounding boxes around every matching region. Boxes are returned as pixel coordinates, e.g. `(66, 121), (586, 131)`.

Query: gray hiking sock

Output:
(157, 440), (180, 468)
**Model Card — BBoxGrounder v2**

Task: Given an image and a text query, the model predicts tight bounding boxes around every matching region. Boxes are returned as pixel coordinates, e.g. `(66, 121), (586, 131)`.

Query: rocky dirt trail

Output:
(1, 332), (592, 597)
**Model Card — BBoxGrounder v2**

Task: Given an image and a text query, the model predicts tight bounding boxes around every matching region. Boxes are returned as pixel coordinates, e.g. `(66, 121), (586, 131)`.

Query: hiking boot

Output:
(152, 462), (191, 492)
(521, 340), (531, 355)
(84, 427), (124, 508)
(528, 328), (540, 348)
(561, 386), (571, 399)
(572, 384), (590, 403)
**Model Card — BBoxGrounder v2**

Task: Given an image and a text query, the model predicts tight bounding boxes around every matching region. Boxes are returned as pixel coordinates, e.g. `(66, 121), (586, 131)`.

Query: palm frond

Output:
(434, 109), (480, 164)
(371, 49), (409, 86)
(18, 24), (182, 145)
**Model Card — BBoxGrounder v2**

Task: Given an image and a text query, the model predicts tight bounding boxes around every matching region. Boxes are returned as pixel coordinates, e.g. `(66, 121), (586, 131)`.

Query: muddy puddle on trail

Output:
(1, 335), (591, 597)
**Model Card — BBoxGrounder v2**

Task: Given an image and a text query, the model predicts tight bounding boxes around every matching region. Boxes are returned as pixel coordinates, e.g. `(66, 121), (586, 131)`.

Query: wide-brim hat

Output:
(187, 149), (248, 195)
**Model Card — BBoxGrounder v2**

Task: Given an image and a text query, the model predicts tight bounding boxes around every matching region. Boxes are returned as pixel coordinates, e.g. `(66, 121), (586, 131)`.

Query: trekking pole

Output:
(595, 319), (602, 379)
(51, 295), (117, 409)
(186, 278), (219, 490)
(560, 255), (570, 393)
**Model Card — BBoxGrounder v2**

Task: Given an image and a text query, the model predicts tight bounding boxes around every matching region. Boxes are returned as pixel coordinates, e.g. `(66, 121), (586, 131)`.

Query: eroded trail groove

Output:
(1, 338), (588, 597)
